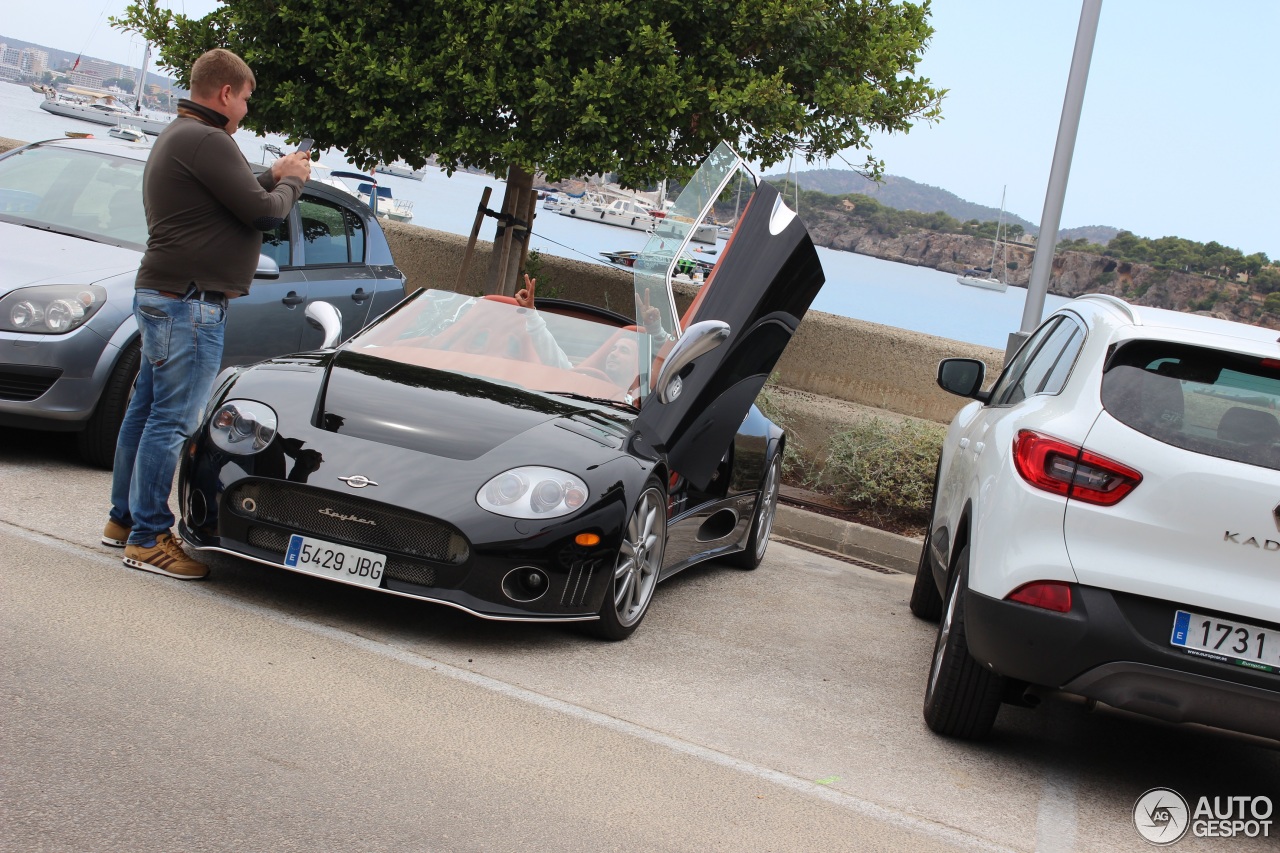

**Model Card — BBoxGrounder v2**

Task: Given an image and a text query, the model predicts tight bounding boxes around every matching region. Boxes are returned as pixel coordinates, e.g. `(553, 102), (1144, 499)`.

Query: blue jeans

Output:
(109, 289), (226, 546)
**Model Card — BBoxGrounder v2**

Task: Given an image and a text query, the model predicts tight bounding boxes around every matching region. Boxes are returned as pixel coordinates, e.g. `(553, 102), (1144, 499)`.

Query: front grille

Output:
(247, 524), (439, 587)
(0, 366), (62, 401)
(227, 479), (469, 564)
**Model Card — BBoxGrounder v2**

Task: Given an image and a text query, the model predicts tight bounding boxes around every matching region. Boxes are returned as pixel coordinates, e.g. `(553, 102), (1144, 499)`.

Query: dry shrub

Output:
(811, 417), (944, 519)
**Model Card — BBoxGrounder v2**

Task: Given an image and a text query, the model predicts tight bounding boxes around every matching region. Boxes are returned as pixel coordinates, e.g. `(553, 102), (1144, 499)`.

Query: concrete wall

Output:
(379, 220), (1002, 423)
(0, 135), (1004, 424)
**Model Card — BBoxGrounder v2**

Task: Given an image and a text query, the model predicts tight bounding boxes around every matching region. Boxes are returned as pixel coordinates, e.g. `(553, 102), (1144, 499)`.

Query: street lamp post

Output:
(1006, 0), (1104, 362)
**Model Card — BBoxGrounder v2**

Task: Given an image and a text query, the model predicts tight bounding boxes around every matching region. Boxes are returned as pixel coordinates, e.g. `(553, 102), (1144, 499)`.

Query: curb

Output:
(772, 504), (922, 574)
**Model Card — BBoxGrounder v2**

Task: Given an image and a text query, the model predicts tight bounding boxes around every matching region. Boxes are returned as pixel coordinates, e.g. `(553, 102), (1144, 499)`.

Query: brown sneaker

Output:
(123, 533), (208, 580)
(102, 518), (131, 548)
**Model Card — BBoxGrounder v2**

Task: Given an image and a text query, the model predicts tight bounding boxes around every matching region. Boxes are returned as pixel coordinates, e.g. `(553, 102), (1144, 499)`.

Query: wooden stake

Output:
(455, 185), (492, 294)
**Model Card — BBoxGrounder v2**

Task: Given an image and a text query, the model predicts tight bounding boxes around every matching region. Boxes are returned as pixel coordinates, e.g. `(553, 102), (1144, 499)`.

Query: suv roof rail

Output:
(1074, 293), (1139, 325)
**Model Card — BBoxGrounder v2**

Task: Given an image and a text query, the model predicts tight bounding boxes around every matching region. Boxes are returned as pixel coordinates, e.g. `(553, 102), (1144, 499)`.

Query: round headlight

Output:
(477, 467), (590, 519)
(10, 301), (44, 329)
(209, 400), (278, 455)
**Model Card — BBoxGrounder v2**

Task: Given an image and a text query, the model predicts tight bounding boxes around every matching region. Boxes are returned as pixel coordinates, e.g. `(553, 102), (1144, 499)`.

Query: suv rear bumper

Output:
(965, 585), (1280, 740)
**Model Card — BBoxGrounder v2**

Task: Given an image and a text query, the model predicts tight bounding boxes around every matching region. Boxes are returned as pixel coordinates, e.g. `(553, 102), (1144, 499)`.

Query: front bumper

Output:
(0, 325), (116, 428)
(179, 475), (624, 623)
(965, 586), (1280, 740)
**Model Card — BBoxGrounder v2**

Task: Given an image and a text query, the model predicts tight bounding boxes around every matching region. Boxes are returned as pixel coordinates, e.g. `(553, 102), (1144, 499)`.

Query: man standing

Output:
(103, 48), (311, 579)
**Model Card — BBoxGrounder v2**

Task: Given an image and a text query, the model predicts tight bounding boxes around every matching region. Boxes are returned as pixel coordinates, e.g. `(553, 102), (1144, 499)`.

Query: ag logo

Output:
(1134, 788), (1190, 845)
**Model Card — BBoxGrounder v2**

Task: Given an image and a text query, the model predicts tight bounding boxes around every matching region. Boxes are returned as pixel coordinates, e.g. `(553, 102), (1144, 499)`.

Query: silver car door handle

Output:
(974, 442), (985, 455)
(959, 438), (970, 449)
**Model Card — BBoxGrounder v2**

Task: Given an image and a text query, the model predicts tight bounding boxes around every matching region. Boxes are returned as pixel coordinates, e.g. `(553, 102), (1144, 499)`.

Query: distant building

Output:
(0, 43), (45, 81)
(22, 47), (49, 77)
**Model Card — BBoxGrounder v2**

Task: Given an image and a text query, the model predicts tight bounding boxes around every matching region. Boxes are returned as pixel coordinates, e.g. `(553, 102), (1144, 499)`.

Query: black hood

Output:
(319, 350), (587, 460)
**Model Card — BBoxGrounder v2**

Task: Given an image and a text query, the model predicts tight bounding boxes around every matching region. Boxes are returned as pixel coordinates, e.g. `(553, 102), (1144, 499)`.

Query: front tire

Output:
(908, 528), (943, 621)
(922, 546), (1004, 739)
(77, 340), (140, 468)
(585, 478), (667, 641)
(726, 453), (781, 570)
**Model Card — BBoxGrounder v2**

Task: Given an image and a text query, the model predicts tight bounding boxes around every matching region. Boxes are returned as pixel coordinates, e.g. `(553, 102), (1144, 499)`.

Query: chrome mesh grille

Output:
(226, 479), (469, 564)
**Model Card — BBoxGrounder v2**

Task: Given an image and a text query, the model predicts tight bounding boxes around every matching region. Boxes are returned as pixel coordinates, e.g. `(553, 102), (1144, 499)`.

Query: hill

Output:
(764, 168), (1042, 235)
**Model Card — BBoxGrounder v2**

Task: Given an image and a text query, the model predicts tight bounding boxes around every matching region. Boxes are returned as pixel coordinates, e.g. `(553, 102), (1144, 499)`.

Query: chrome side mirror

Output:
(305, 301), (343, 349)
(937, 358), (988, 400)
(653, 320), (730, 404)
(254, 253), (281, 280)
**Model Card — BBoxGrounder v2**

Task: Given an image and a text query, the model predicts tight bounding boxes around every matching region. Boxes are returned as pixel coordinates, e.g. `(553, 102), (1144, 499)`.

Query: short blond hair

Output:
(189, 48), (255, 98)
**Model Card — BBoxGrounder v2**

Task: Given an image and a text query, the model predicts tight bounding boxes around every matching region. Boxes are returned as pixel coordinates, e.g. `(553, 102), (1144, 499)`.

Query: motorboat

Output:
(541, 192), (570, 212)
(374, 160), (427, 180)
(108, 124), (146, 143)
(354, 180), (415, 223)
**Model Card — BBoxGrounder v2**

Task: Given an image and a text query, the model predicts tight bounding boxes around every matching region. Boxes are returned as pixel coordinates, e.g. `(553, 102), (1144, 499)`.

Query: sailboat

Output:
(957, 186), (1010, 293)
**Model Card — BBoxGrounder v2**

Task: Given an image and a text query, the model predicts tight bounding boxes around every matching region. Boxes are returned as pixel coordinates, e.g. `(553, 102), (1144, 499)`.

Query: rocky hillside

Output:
(800, 210), (1276, 330)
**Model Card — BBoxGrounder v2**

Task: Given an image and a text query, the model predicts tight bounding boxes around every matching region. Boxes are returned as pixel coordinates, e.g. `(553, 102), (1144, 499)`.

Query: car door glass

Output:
(299, 196), (356, 266)
(1003, 319), (1081, 405)
(1035, 320), (1084, 395)
(261, 216), (291, 266)
(988, 317), (1062, 406)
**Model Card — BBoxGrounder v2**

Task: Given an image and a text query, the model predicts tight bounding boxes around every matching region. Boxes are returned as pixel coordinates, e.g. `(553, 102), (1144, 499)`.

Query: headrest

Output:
(1218, 406), (1280, 444)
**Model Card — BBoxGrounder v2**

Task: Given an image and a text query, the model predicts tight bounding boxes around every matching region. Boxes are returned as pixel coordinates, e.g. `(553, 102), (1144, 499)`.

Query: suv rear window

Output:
(1102, 340), (1280, 469)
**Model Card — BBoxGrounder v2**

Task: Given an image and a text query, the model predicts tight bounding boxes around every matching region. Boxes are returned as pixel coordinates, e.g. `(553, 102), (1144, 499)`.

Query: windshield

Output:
(351, 289), (653, 407)
(632, 142), (757, 398)
(0, 145), (148, 249)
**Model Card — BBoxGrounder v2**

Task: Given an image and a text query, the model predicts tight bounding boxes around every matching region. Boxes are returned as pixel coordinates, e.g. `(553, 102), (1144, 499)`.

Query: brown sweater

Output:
(136, 100), (303, 296)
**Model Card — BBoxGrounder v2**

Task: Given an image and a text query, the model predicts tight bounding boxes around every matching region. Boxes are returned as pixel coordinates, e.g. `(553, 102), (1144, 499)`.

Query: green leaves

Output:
(114, 0), (941, 183)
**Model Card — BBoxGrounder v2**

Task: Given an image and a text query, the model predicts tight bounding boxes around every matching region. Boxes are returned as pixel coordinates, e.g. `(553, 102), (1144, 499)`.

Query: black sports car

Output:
(178, 143), (825, 639)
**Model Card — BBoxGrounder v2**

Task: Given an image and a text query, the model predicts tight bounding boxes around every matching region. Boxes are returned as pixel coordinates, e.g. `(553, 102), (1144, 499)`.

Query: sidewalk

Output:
(772, 489), (923, 574)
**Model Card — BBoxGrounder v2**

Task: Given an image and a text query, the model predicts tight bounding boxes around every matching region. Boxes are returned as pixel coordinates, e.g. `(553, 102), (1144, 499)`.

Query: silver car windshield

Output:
(0, 146), (148, 249)
(352, 289), (652, 408)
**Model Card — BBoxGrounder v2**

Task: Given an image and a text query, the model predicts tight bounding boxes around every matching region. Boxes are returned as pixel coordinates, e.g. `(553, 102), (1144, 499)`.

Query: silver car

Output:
(0, 137), (407, 466)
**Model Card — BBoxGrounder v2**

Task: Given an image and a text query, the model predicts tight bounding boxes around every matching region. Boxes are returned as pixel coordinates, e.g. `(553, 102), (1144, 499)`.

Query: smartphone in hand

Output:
(296, 138), (314, 154)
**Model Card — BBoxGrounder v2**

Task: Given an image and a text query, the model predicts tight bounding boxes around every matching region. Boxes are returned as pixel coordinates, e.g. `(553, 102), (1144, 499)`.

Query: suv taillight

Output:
(1013, 430), (1142, 506)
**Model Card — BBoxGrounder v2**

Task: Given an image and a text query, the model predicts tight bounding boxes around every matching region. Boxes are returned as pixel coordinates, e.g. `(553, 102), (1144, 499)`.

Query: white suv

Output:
(912, 294), (1280, 741)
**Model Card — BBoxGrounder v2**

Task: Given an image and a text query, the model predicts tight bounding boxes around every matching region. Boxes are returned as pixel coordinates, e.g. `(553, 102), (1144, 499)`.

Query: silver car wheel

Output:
(754, 456), (781, 561)
(612, 486), (666, 628)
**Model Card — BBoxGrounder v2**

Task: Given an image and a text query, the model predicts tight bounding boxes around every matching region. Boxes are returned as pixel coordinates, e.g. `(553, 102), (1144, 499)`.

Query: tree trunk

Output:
(483, 164), (535, 296)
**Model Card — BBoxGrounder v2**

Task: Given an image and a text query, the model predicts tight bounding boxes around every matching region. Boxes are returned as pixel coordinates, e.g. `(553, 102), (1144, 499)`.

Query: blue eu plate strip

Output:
(284, 534), (303, 567)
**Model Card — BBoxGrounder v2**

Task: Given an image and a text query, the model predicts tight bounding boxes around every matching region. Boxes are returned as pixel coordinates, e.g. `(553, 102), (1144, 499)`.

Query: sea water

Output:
(0, 81), (1067, 348)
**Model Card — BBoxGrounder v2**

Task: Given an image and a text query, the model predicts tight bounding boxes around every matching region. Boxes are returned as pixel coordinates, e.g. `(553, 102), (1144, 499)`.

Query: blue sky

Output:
(14, 1), (1279, 257)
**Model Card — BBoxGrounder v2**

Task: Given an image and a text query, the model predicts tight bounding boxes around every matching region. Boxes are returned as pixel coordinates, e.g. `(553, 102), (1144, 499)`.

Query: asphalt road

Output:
(2, 426), (1277, 853)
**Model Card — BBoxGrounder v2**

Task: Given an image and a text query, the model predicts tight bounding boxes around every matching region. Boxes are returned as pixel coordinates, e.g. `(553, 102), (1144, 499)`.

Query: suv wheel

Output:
(923, 546), (1004, 738)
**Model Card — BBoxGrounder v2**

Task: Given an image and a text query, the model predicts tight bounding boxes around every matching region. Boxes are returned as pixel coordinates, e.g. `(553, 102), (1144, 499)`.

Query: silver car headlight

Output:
(209, 400), (278, 454)
(0, 285), (109, 334)
(477, 466), (589, 519)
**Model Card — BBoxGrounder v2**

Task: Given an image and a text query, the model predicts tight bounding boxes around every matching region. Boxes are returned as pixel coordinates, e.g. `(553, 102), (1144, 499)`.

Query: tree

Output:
(115, 0), (943, 294)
